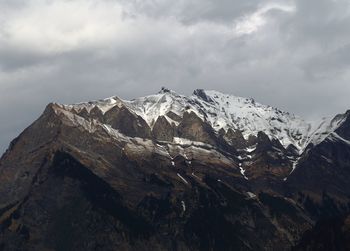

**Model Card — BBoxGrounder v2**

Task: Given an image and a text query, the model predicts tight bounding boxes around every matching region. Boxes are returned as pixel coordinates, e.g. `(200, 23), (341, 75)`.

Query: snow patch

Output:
(284, 157), (301, 181)
(181, 201), (186, 212)
(177, 173), (189, 184)
(247, 192), (256, 198)
(239, 165), (249, 180)
(191, 172), (200, 179)
(173, 137), (211, 148)
(246, 145), (257, 153)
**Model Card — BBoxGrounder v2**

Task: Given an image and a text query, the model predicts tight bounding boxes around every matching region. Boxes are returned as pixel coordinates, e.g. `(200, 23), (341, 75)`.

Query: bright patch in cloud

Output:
(234, 3), (295, 35)
(0, 0), (128, 53)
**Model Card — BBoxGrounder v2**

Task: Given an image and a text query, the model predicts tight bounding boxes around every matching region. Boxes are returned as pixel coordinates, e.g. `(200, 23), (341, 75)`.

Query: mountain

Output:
(0, 88), (349, 251)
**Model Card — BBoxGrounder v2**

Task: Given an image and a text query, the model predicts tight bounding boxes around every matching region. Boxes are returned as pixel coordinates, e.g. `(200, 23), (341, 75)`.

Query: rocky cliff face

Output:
(0, 89), (349, 251)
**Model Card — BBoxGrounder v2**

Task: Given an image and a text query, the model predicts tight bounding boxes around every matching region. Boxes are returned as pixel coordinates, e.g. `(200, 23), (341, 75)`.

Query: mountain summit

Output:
(63, 88), (345, 151)
(0, 89), (350, 250)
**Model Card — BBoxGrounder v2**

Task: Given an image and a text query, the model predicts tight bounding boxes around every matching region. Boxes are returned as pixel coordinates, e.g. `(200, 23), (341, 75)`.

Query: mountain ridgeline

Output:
(0, 88), (350, 251)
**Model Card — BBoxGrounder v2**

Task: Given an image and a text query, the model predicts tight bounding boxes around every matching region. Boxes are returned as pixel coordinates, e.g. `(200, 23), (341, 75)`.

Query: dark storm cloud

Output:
(1, 0), (350, 154)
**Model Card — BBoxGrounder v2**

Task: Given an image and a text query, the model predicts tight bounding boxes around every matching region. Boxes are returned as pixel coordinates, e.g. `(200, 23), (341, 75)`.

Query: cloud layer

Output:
(1, 0), (350, 154)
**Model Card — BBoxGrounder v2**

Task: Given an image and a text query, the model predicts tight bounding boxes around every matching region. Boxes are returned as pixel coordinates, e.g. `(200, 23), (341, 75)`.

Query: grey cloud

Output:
(119, 0), (262, 24)
(283, 0), (350, 45)
(0, 48), (47, 71)
(1, 0), (350, 154)
(300, 43), (350, 79)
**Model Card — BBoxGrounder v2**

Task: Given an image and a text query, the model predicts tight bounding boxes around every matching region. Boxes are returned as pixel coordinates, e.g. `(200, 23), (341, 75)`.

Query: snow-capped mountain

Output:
(64, 87), (346, 153)
(1, 88), (350, 250)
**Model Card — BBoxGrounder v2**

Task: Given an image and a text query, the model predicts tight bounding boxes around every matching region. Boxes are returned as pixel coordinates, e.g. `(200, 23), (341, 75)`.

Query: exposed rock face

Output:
(335, 111), (350, 140)
(192, 89), (214, 103)
(287, 133), (350, 198)
(166, 111), (182, 122)
(242, 132), (294, 182)
(152, 116), (175, 141)
(104, 106), (152, 138)
(90, 106), (105, 122)
(77, 107), (90, 119)
(293, 214), (350, 251)
(223, 128), (247, 149)
(1, 89), (350, 250)
(177, 111), (217, 145)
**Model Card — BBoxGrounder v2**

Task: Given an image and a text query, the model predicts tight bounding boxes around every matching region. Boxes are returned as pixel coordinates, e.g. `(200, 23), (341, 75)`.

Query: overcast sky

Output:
(1, 0), (350, 154)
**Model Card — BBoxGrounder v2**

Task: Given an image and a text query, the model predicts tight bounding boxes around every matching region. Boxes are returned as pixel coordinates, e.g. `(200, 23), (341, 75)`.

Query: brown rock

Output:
(152, 116), (174, 142)
(224, 128), (247, 149)
(90, 106), (104, 122)
(104, 106), (152, 138)
(176, 112), (217, 145)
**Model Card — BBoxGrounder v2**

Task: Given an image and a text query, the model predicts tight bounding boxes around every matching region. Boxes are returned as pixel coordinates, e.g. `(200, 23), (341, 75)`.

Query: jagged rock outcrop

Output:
(90, 106), (105, 122)
(77, 107), (90, 119)
(177, 112), (217, 145)
(166, 111), (182, 122)
(223, 128), (247, 149)
(152, 116), (175, 141)
(335, 110), (350, 140)
(104, 106), (152, 138)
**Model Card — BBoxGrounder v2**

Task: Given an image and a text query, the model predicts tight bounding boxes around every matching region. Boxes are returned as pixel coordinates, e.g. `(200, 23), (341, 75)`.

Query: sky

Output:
(1, 0), (350, 155)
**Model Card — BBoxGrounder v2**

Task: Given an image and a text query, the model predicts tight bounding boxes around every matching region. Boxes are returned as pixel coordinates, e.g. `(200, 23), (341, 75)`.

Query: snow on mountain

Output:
(190, 89), (312, 151)
(63, 95), (123, 113)
(61, 88), (346, 153)
(122, 88), (201, 126)
(306, 113), (348, 147)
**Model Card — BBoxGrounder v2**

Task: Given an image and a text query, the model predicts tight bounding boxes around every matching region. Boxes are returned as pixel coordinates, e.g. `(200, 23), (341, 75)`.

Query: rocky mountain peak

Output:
(192, 89), (215, 103)
(158, 86), (176, 95)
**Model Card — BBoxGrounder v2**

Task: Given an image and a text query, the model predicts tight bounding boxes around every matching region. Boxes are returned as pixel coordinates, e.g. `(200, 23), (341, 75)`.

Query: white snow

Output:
(247, 192), (256, 198)
(64, 96), (122, 114)
(177, 173), (189, 184)
(181, 201), (186, 212)
(284, 157), (301, 181)
(183, 153), (188, 159)
(191, 172), (200, 179)
(173, 137), (211, 148)
(191, 90), (313, 151)
(304, 115), (347, 147)
(121, 90), (203, 128)
(239, 165), (249, 180)
(173, 137), (193, 145)
(154, 143), (172, 158)
(290, 157), (301, 173)
(246, 145), (257, 153)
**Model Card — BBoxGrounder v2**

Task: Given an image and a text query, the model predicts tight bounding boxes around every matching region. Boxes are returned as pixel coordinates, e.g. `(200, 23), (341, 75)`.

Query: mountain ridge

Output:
(60, 88), (347, 154)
